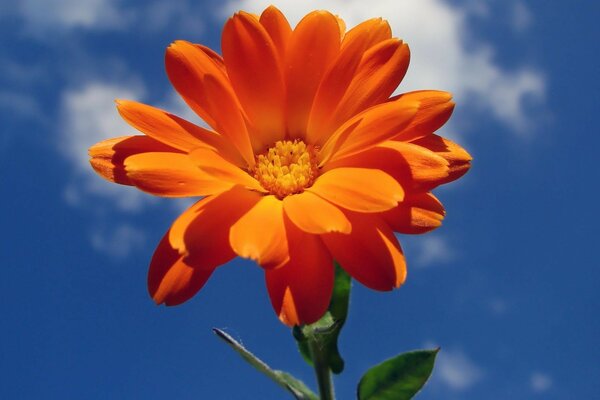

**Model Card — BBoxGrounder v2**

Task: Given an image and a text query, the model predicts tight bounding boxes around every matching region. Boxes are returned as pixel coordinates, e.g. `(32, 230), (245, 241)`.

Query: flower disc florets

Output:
(251, 140), (319, 198)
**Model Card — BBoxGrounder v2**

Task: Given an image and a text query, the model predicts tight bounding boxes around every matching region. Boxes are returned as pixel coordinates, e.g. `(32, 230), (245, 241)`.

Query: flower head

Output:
(89, 6), (471, 326)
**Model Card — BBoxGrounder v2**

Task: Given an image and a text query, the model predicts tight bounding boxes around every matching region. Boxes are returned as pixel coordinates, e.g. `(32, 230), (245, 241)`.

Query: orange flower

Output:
(89, 6), (471, 326)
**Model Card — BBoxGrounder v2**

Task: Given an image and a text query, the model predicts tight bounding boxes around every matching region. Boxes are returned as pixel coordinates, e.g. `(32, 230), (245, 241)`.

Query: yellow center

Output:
(251, 140), (319, 198)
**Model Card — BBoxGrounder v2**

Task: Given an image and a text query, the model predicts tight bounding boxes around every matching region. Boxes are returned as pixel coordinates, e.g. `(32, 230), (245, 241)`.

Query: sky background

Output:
(1, 0), (598, 399)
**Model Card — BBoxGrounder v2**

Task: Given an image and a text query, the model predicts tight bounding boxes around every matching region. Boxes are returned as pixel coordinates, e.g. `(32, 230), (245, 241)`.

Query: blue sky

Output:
(1, 0), (598, 398)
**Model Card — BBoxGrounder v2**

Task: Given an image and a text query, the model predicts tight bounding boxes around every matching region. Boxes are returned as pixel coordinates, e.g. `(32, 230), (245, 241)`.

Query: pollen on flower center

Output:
(251, 140), (319, 198)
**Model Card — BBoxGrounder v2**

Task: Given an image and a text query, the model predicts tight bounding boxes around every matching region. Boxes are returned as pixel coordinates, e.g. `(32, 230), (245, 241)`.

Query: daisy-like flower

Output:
(89, 6), (471, 326)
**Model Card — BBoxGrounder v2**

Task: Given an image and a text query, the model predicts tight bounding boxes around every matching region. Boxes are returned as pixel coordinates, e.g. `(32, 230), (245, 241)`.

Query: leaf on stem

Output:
(357, 348), (439, 400)
(294, 263), (351, 374)
(213, 328), (318, 400)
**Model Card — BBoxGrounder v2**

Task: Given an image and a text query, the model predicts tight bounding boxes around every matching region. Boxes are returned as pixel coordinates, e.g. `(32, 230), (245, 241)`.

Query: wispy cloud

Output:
(0, 60), (50, 126)
(511, 1), (533, 32)
(60, 80), (145, 174)
(0, 91), (44, 121)
(401, 234), (456, 268)
(141, 0), (205, 37)
(13, 0), (128, 35)
(0, 59), (47, 86)
(530, 372), (553, 393)
(433, 346), (483, 391)
(4, 0), (206, 38)
(221, 0), (546, 134)
(90, 223), (146, 259)
(58, 80), (155, 211)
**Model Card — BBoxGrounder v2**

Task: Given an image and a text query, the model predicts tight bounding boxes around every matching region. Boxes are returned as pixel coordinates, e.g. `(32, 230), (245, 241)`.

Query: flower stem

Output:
(308, 337), (335, 400)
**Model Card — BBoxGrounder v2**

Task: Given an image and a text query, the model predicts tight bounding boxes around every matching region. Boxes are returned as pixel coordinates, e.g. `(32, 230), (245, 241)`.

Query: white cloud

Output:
(434, 347), (483, 391)
(220, 0), (546, 134)
(60, 80), (155, 212)
(417, 235), (455, 267)
(61, 81), (144, 171)
(530, 372), (553, 393)
(141, 1), (205, 37)
(7, 0), (205, 37)
(16, 0), (127, 34)
(401, 234), (456, 268)
(90, 223), (146, 259)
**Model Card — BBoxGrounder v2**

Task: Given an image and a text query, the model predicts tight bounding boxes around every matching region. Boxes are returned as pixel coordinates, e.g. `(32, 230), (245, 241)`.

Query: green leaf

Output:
(357, 348), (439, 400)
(323, 263), (351, 373)
(292, 325), (312, 366)
(213, 328), (318, 400)
(294, 263), (352, 374)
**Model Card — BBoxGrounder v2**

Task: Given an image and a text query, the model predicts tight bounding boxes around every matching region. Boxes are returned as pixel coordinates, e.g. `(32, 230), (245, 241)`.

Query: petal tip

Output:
(331, 223), (352, 234)
(150, 291), (165, 305)
(395, 269), (407, 288)
(114, 98), (126, 108)
(114, 99), (135, 112)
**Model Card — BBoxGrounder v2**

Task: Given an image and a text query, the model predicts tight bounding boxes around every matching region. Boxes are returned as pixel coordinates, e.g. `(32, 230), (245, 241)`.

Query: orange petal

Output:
(390, 90), (455, 141)
(259, 5), (292, 62)
(319, 39), (410, 140)
(283, 191), (351, 234)
(335, 15), (346, 38)
(325, 140), (449, 190)
(341, 18), (391, 50)
(202, 74), (255, 166)
(147, 231), (215, 306)
(188, 148), (266, 193)
(115, 100), (243, 165)
(322, 212), (406, 291)
(169, 187), (261, 264)
(222, 12), (286, 149)
(124, 152), (232, 197)
(285, 10), (340, 139)
(89, 135), (177, 185)
(411, 134), (472, 185)
(381, 192), (445, 234)
(266, 218), (334, 326)
(194, 44), (227, 75)
(165, 40), (254, 165)
(229, 195), (289, 269)
(165, 40), (217, 127)
(320, 99), (418, 164)
(307, 18), (391, 144)
(307, 167), (404, 213)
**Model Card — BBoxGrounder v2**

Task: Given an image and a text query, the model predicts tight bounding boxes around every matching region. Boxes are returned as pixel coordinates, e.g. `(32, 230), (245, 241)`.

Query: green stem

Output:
(308, 337), (335, 400)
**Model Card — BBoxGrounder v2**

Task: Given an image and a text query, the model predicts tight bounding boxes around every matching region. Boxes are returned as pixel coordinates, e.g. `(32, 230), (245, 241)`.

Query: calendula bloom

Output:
(89, 6), (471, 326)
